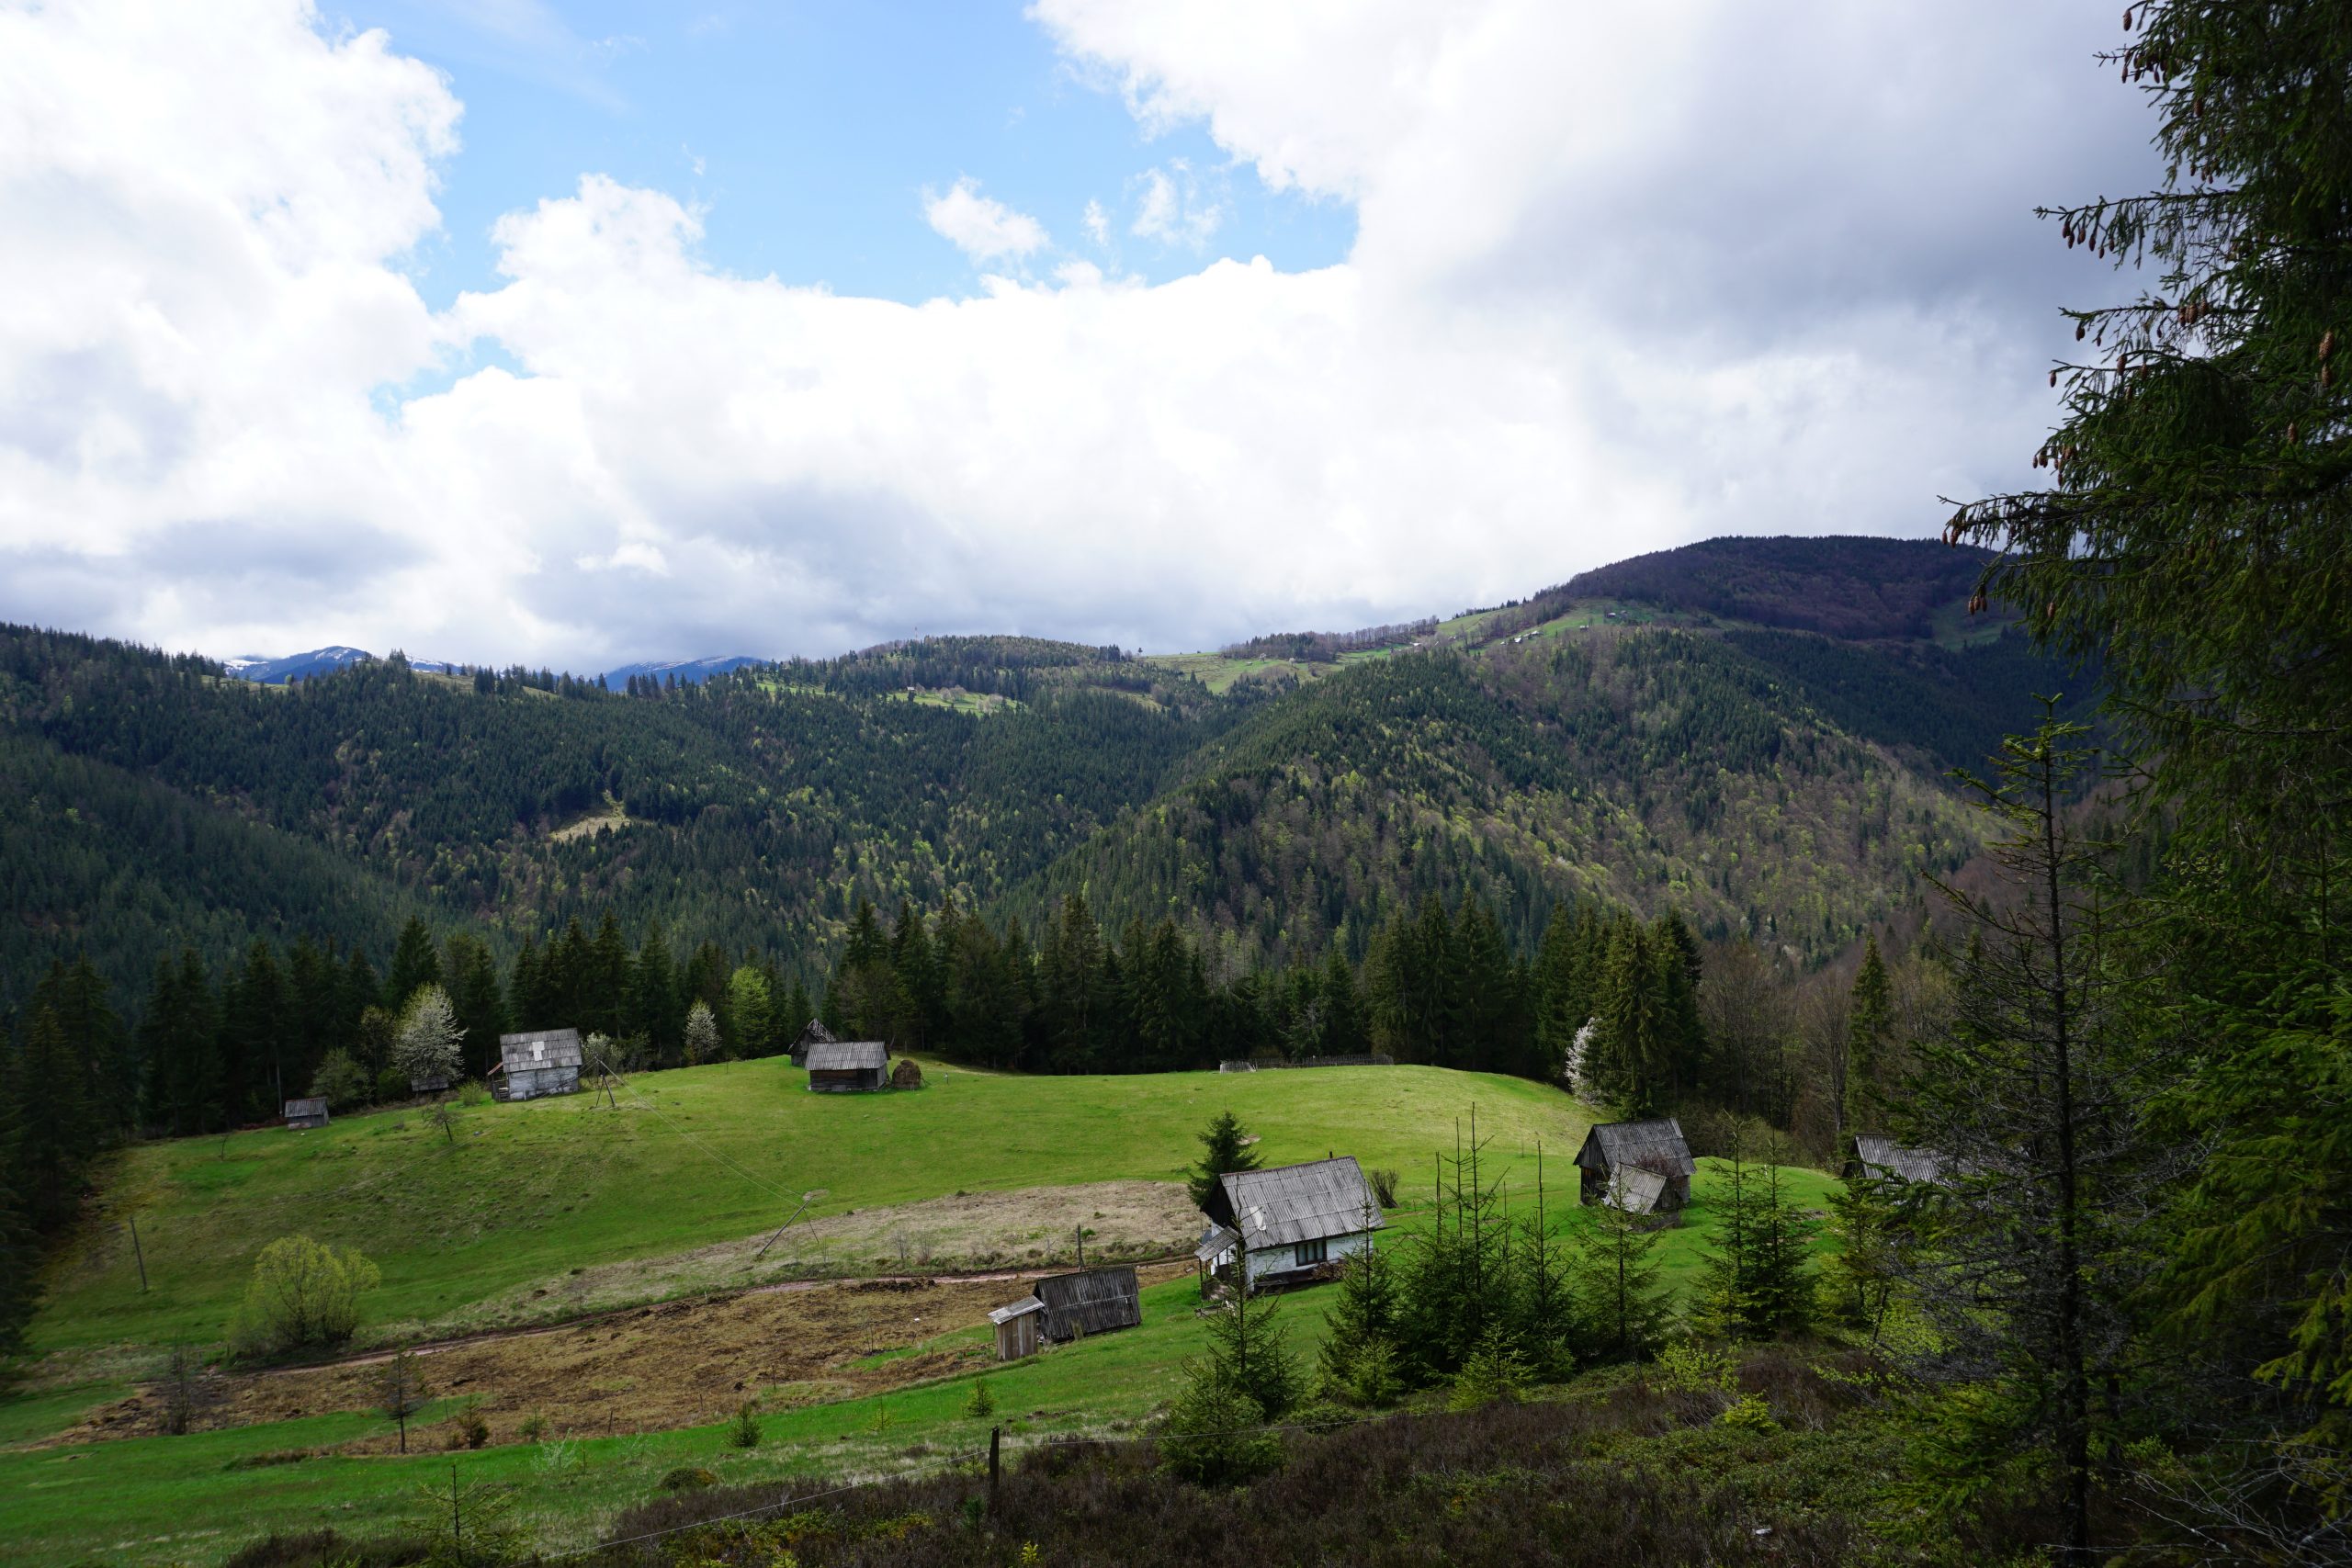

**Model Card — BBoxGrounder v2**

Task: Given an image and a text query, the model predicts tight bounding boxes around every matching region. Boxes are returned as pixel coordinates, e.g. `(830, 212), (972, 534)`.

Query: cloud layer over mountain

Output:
(0, 0), (2157, 668)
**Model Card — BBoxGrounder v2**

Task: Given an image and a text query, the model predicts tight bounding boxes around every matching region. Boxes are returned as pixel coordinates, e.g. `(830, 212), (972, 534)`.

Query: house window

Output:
(1295, 1237), (1329, 1268)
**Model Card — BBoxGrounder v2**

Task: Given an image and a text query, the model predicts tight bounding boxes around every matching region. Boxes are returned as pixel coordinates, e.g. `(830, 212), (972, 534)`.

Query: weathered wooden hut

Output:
(1197, 1156), (1384, 1293)
(1575, 1118), (1695, 1213)
(789, 1019), (836, 1069)
(806, 1039), (888, 1092)
(989, 1295), (1045, 1361)
(1850, 1134), (1947, 1186)
(1033, 1267), (1141, 1341)
(494, 1028), (584, 1101)
(283, 1097), (331, 1131)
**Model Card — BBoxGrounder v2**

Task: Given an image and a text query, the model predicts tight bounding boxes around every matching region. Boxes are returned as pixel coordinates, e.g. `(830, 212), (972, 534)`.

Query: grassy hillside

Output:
(34, 1059), (1587, 1355)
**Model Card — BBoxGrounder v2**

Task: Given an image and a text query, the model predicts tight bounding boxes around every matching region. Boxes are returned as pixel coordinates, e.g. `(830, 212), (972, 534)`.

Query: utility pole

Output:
(989, 1425), (1001, 1517)
(128, 1216), (148, 1292)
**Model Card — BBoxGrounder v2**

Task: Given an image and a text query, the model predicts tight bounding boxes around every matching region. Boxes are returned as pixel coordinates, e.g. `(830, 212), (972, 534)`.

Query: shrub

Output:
(452, 1411), (490, 1450)
(1654, 1339), (1740, 1396)
(1367, 1168), (1401, 1209)
(373, 1068), (410, 1103)
(309, 1050), (371, 1111)
(1448, 1325), (1531, 1412)
(1158, 1378), (1283, 1488)
(223, 1528), (425, 1568)
(727, 1399), (763, 1449)
(1719, 1393), (1781, 1433)
(660, 1467), (717, 1493)
(963, 1379), (996, 1419)
(226, 1236), (379, 1361)
(517, 1414), (547, 1443)
(458, 1079), (490, 1108)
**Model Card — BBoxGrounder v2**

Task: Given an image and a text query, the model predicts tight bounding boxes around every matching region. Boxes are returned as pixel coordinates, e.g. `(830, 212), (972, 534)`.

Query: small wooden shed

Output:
(283, 1097), (331, 1131)
(1576, 1118), (1696, 1213)
(789, 1019), (836, 1069)
(806, 1039), (888, 1092)
(989, 1295), (1045, 1361)
(495, 1028), (584, 1101)
(1033, 1267), (1142, 1342)
(1850, 1134), (1948, 1186)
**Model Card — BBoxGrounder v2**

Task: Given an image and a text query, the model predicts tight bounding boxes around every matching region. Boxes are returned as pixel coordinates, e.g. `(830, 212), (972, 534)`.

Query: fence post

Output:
(989, 1424), (1001, 1517)
(128, 1216), (148, 1292)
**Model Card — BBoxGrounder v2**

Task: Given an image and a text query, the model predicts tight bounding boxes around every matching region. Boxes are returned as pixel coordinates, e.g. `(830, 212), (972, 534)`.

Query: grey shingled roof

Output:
(284, 1098), (329, 1119)
(499, 1028), (584, 1071)
(807, 1040), (888, 1072)
(1577, 1118), (1696, 1179)
(1216, 1156), (1384, 1250)
(796, 1020), (838, 1046)
(1035, 1267), (1141, 1337)
(1855, 1135), (1946, 1185)
(988, 1296), (1045, 1325)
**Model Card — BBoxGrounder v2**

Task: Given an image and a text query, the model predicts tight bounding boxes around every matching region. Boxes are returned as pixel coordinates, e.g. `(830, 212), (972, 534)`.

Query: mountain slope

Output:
(0, 536), (2075, 1012)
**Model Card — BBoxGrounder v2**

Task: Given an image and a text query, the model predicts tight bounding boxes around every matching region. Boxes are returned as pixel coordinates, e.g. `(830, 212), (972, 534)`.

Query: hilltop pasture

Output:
(31, 1059), (1590, 1356)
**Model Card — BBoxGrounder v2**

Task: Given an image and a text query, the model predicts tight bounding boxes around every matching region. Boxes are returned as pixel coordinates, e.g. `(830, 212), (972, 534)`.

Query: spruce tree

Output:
(1576, 1196), (1669, 1362)
(1188, 1111), (1261, 1208)
(385, 917), (440, 1011)
(1843, 933), (1893, 1156)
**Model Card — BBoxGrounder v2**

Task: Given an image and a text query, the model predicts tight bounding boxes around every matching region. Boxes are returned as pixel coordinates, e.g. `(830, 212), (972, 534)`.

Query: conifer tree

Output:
(1576, 1196), (1669, 1362)
(1843, 933), (1893, 1156)
(1188, 1110), (1261, 1208)
(384, 917), (440, 1011)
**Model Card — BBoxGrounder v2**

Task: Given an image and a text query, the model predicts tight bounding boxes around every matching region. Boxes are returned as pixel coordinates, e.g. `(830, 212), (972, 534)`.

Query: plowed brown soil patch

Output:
(62, 1265), (1184, 1453)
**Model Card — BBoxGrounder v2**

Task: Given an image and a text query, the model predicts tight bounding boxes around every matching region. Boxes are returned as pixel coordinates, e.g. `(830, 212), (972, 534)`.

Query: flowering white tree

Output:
(393, 983), (463, 1089)
(684, 999), (721, 1066)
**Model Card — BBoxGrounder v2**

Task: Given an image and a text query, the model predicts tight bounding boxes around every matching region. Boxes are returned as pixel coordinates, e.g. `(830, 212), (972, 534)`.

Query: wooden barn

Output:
(1851, 1134), (1948, 1186)
(806, 1039), (888, 1092)
(494, 1028), (584, 1101)
(283, 1097), (330, 1131)
(989, 1296), (1045, 1361)
(988, 1267), (1142, 1361)
(1576, 1118), (1695, 1213)
(789, 1019), (836, 1069)
(1197, 1156), (1384, 1294)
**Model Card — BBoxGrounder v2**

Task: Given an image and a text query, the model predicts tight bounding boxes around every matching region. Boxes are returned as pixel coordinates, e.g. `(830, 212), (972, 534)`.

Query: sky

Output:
(0, 1), (2164, 671)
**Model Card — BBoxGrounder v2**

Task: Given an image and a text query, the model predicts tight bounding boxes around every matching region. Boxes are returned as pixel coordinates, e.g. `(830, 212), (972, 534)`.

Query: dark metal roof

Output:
(499, 1028), (584, 1071)
(1034, 1267), (1141, 1337)
(1576, 1118), (1696, 1178)
(1855, 1135), (1946, 1185)
(807, 1040), (888, 1072)
(1215, 1156), (1384, 1249)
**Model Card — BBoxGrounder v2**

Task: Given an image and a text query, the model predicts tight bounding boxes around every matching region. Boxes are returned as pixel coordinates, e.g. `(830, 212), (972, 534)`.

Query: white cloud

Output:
(1129, 161), (1224, 248)
(1081, 197), (1112, 247)
(0, 0), (2160, 670)
(922, 176), (1050, 263)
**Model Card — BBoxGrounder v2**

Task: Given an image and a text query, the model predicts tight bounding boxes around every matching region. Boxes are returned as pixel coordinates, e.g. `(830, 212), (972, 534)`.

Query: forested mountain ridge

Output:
(0, 536), (2065, 1015)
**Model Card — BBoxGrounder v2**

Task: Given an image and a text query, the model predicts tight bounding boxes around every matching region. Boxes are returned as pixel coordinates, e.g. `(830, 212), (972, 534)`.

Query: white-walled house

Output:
(1196, 1156), (1385, 1293)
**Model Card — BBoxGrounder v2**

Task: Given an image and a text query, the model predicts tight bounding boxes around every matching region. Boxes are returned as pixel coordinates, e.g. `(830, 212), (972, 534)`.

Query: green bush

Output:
(1718, 1393), (1780, 1433)
(309, 1050), (371, 1111)
(373, 1068), (410, 1103)
(1158, 1377), (1283, 1488)
(659, 1467), (717, 1493)
(227, 1236), (379, 1361)
(963, 1378), (996, 1419)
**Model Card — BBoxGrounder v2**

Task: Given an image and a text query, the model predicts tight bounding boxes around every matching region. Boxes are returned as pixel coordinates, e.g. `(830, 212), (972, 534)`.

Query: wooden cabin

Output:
(1576, 1119), (1695, 1213)
(1850, 1134), (1948, 1186)
(1197, 1156), (1384, 1294)
(989, 1296), (1045, 1361)
(494, 1027), (583, 1101)
(806, 1039), (888, 1092)
(789, 1019), (836, 1069)
(283, 1097), (331, 1131)
(1033, 1267), (1141, 1341)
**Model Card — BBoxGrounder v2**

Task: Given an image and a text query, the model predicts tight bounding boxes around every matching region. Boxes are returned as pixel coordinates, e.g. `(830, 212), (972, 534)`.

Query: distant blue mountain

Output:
(601, 655), (764, 687)
(222, 647), (458, 683)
